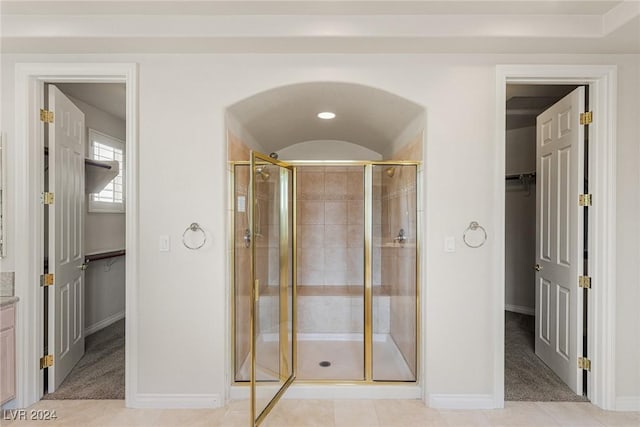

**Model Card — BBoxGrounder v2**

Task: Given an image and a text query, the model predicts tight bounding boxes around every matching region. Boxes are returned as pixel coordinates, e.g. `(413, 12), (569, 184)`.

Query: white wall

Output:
(278, 140), (383, 160)
(1, 53), (638, 406)
(84, 255), (126, 334)
(613, 61), (640, 407)
(504, 126), (536, 314)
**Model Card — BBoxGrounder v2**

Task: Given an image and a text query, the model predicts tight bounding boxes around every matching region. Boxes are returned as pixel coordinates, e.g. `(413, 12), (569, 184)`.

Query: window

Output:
(88, 129), (125, 213)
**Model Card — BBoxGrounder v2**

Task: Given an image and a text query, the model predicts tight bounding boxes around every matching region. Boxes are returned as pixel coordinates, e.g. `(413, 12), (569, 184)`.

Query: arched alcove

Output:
(228, 81), (423, 398)
(226, 81), (425, 161)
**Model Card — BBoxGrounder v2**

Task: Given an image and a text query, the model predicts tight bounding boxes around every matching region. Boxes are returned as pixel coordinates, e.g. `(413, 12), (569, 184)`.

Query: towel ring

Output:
(463, 221), (487, 248)
(182, 222), (206, 250)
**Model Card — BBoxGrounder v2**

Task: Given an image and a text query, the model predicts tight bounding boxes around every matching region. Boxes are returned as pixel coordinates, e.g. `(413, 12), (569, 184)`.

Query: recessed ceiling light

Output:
(317, 111), (336, 120)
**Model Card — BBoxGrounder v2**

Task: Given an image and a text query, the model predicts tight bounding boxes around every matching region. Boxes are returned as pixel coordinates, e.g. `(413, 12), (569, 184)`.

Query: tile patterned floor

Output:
(2, 399), (638, 427)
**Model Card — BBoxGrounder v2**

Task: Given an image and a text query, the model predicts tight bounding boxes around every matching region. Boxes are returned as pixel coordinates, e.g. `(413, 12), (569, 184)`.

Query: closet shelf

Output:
(45, 147), (119, 194)
(85, 160), (119, 194)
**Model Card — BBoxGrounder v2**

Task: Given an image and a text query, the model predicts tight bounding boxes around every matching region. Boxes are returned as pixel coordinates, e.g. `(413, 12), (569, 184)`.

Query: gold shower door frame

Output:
(249, 151), (296, 427)
(239, 156), (421, 425)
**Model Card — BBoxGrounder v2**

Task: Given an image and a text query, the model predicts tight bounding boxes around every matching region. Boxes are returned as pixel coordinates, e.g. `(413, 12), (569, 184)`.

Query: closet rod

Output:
(85, 159), (112, 170)
(85, 249), (126, 263)
(506, 172), (536, 181)
(44, 147), (113, 170)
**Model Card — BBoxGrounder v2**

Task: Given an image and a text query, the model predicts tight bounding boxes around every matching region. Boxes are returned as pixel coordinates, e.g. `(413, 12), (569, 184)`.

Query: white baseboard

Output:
(428, 394), (496, 409)
(505, 304), (535, 316)
(132, 393), (221, 409)
(616, 396), (640, 411)
(84, 310), (125, 336)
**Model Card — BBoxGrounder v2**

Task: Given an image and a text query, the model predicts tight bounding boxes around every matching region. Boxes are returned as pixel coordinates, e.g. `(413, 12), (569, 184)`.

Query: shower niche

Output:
(232, 152), (419, 405)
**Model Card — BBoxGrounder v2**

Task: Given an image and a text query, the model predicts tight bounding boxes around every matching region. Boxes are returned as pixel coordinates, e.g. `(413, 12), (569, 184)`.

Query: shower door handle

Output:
(394, 228), (407, 243)
(244, 229), (251, 248)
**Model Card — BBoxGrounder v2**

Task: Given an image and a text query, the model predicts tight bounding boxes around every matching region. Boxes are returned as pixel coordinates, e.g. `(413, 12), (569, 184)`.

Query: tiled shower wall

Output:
(234, 164), (283, 379)
(378, 165), (418, 378)
(296, 166), (364, 286)
(233, 165), (251, 378)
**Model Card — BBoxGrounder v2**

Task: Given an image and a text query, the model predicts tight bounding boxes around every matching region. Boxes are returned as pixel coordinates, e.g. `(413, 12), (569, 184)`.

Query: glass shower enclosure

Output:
(231, 155), (419, 426)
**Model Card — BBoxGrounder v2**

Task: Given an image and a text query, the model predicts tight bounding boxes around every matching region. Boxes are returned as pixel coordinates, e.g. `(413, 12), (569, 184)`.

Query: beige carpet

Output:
(44, 319), (125, 400)
(505, 311), (588, 402)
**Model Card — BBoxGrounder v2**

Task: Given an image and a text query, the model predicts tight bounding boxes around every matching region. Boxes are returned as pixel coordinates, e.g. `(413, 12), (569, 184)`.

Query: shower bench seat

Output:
(297, 285), (392, 297)
(259, 284), (393, 297)
(257, 285), (395, 336)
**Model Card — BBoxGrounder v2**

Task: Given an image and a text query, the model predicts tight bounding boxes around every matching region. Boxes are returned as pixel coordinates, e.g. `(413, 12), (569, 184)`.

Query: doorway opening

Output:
(12, 63), (137, 410)
(504, 84), (589, 402)
(497, 65), (617, 411)
(41, 83), (127, 400)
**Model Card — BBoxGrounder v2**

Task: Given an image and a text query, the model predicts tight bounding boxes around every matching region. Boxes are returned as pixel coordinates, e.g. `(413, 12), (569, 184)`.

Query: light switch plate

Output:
(444, 236), (456, 253)
(159, 235), (170, 252)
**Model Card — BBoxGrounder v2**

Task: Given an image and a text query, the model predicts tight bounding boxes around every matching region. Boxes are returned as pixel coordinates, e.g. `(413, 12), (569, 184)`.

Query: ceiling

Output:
(0, 1), (625, 15)
(55, 83), (126, 120)
(2, 1), (639, 53)
(227, 82), (424, 155)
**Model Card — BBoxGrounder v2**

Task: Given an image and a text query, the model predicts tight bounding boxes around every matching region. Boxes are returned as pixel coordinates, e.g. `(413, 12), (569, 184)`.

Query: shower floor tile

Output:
(238, 335), (414, 382)
(297, 339), (365, 380)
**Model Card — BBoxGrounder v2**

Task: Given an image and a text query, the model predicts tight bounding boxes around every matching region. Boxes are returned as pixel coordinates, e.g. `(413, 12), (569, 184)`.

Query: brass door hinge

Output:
(40, 109), (54, 123)
(580, 111), (593, 125)
(40, 273), (54, 287)
(40, 354), (54, 369)
(42, 192), (55, 205)
(579, 276), (591, 289)
(578, 357), (591, 371)
(579, 194), (592, 207)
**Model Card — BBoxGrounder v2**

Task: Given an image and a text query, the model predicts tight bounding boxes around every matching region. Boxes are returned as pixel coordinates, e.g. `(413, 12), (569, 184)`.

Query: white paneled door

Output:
(534, 87), (585, 395)
(48, 85), (86, 391)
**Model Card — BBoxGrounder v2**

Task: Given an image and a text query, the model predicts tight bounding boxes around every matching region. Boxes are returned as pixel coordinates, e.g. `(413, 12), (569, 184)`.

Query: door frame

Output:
(494, 65), (617, 409)
(12, 63), (138, 409)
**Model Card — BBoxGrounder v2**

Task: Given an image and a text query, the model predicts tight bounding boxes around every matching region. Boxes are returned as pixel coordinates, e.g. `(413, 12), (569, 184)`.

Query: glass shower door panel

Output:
(371, 164), (417, 381)
(250, 152), (294, 426)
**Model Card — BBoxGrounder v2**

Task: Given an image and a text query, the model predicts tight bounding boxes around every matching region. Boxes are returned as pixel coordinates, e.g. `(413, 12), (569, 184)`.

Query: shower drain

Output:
(319, 361), (331, 367)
